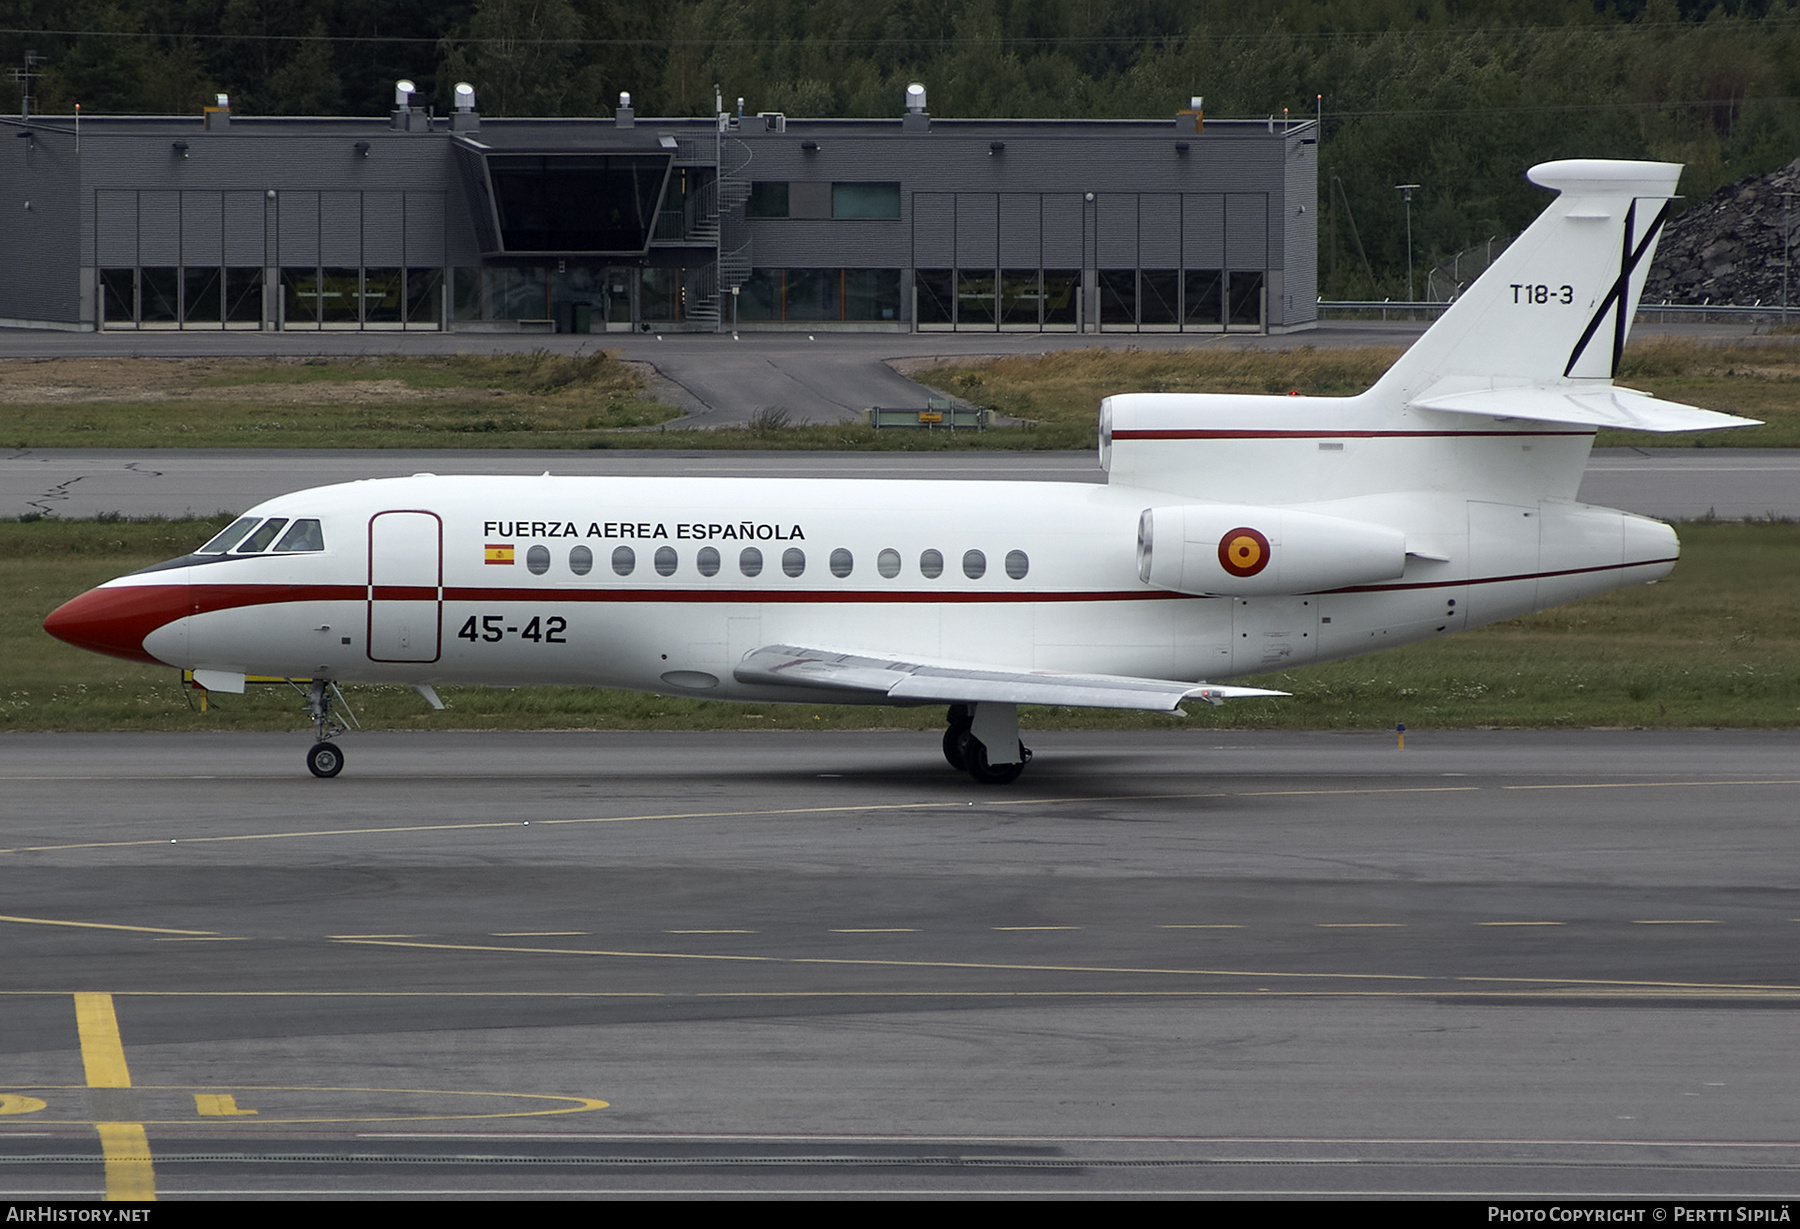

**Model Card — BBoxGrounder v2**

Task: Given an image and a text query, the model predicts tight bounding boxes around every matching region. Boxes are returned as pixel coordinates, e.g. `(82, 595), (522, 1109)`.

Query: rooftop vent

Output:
(452, 82), (480, 133)
(203, 92), (230, 130)
(903, 82), (929, 133)
(616, 91), (634, 129)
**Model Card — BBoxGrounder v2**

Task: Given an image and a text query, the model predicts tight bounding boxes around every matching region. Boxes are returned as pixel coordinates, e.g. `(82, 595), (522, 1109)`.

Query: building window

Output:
(1184, 270), (1223, 326)
(100, 269), (135, 327)
(832, 182), (901, 219)
(738, 269), (900, 322)
(957, 271), (996, 326)
(364, 268), (403, 326)
(140, 269), (179, 324)
(1140, 270), (1179, 326)
(747, 182), (789, 218)
(225, 269), (263, 325)
(1099, 270), (1136, 326)
(1228, 272), (1265, 326)
(915, 270), (954, 326)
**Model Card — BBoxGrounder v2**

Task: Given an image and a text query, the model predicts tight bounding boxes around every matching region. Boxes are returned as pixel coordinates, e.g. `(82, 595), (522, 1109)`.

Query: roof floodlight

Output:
(215, 93), (229, 108)
(395, 79), (416, 109)
(905, 83), (927, 113)
(454, 82), (476, 112)
(619, 91), (631, 108)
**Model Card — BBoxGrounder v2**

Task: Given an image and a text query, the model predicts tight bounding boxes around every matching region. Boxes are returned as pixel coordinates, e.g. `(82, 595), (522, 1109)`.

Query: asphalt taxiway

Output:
(8, 446), (1797, 523)
(2, 728), (1798, 1199)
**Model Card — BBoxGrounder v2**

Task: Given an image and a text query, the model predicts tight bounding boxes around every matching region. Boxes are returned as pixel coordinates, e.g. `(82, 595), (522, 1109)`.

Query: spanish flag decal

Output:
(485, 543), (515, 565)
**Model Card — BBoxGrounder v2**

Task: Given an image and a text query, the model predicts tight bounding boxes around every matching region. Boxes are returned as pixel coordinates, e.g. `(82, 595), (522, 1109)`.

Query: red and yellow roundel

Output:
(1217, 527), (1271, 578)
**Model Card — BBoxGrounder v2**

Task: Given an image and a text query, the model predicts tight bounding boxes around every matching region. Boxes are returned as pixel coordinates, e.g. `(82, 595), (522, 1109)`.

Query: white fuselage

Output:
(95, 468), (1675, 704)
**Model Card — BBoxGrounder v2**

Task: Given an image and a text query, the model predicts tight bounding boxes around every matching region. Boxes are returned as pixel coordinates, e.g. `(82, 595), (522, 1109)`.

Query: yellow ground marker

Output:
(93, 1123), (154, 1202)
(74, 993), (131, 1089)
(194, 1093), (257, 1117)
(74, 993), (155, 1202)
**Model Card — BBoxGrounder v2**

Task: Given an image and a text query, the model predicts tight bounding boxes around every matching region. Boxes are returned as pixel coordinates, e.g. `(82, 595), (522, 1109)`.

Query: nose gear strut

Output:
(294, 679), (359, 778)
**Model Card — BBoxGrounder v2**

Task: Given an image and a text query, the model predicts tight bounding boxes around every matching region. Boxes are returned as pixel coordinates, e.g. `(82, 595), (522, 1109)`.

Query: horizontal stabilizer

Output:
(735, 644), (1286, 712)
(1411, 385), (1760, 433)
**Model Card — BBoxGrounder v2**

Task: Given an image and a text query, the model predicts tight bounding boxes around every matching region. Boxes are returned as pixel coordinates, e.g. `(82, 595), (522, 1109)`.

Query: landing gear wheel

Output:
(965, 738), (1028, 786)
(306, 741), (344, 779)
(943, 704), (974, 771)
(943, 725), (972, 771)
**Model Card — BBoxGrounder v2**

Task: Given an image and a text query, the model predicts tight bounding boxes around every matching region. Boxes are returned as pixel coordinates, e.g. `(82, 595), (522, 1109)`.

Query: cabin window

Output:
(829, 548), (853, 578)
(612, 545), (636, 576)
(235, 518), (289, 553)
(740, 547), (763, 577)
(962, 549), (986, 579)
(569, 545), (593, 575)
(526, 545), (550, 574)
(1005, 550), (1029, 579)
(696, 546), (720, 576)
(782, 548), (806, 578)
(198, 517), (259, 554)
(919, 549), (944, 579)
(877, 548), (901, 578)
(273, 519), (324, 553)
(654, 546), (678, 576)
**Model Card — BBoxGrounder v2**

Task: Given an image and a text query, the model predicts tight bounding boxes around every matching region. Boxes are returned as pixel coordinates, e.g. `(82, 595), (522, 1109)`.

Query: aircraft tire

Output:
(306, 742), (345, 779)
(943, 726), (971, 771)
(965, 738), (1026, 786)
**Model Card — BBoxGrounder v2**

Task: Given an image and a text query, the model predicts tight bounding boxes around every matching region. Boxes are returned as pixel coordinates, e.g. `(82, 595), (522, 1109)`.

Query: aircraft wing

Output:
(1411, 385), (1760, 433)
(733, 644), (1287, 712)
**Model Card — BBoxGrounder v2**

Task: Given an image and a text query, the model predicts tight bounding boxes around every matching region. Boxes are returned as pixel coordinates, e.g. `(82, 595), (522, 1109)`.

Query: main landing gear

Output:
(943, 702), (1032, 785)
(297, 679), (359, 778)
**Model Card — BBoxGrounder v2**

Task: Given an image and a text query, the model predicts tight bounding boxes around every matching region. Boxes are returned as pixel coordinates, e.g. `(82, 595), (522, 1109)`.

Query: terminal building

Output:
(0, 83), (1317, 335)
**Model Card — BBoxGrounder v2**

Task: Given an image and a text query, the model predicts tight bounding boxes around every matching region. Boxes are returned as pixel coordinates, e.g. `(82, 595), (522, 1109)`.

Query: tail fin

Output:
(1370, 160), (1680, 405)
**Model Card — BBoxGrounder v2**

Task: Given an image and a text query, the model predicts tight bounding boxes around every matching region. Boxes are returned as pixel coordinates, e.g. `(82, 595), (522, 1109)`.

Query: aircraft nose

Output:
(43, 583), (189, 665)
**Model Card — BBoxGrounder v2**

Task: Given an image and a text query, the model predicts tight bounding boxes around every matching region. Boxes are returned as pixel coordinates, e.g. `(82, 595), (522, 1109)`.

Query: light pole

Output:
(1395, 183), (1421, 305)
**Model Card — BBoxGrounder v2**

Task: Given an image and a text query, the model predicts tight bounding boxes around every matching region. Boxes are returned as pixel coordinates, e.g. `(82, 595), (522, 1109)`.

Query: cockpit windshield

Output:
(273, 519), (325, 553)
(194, 516), (326, 556)
(196, 517), (259, 554)
(236, 518), (290, 553)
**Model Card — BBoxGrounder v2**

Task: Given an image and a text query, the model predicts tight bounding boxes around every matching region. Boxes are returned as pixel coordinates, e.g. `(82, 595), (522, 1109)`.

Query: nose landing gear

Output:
(298, 679), (359, 778)
(943, 702), (1031, 785)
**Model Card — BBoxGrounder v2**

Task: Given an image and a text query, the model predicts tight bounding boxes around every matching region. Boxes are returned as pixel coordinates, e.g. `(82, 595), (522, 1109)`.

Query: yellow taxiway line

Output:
(74, 992), (155, 1201)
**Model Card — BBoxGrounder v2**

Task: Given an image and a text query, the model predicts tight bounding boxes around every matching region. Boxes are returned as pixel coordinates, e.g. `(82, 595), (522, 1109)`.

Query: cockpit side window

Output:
(273, 519), (325, 553)
(234, 517), (289, 553)
(197, 517), (260, 554)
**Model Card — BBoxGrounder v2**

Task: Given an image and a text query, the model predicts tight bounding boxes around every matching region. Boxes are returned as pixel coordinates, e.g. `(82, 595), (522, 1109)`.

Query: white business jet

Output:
(45, 160), (1757, 781)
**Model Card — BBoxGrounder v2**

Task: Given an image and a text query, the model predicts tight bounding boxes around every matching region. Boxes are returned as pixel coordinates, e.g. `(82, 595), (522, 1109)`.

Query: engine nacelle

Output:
(1137, 504), (1408, 596)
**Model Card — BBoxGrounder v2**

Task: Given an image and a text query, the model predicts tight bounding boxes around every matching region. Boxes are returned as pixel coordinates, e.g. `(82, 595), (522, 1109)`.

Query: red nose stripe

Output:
(42, 584), (192, 665)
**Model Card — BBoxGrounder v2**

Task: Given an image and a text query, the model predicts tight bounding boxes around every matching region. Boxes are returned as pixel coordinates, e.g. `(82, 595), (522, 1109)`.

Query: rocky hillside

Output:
(1644, 158), (1800, 307)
